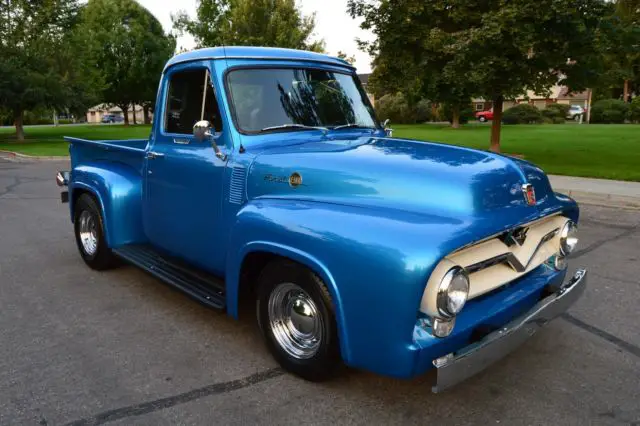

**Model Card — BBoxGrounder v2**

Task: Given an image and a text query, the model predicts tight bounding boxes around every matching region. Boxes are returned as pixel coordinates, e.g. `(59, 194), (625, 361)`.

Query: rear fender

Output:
(70, 162), (146, 248)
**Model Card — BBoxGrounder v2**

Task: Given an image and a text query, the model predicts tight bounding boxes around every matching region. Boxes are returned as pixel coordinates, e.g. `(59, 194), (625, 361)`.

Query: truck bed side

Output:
(65, 137), (149, 248)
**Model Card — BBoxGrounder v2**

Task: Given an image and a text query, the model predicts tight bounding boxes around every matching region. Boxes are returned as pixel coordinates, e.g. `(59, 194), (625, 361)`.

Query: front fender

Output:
(225, 198), (465, 374)
(70, 162), (146, 248)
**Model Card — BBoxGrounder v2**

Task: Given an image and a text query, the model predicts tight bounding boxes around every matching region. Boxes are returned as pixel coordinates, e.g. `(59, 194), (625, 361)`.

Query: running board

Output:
(113, 244), (226, 310)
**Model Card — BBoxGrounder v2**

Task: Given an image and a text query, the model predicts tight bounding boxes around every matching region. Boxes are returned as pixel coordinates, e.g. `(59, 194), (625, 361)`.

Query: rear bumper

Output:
(56, 171), (69, 203)
(432, 269), (587, 392)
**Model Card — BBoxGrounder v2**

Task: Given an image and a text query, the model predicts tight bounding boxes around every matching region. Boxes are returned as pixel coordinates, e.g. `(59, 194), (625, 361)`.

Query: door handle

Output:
(147, 151), (165, 159)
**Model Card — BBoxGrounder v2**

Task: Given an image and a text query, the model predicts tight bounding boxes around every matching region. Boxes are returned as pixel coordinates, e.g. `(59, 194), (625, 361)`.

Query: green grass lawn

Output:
(1, 122), (639, 181)
(0, 124), (151, 156)
(394, 123), (640, 181)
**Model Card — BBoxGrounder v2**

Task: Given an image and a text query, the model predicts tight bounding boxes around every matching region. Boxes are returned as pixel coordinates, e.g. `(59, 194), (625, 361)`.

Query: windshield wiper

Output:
(260, 124), (328, 133)
(332, 123), (376, 131)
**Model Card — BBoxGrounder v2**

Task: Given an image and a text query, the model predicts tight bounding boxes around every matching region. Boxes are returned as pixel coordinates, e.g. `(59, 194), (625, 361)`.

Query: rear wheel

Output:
(74, 193), (117, 270)
(478, 116), (487, 122)
(256, 260), (341, 381)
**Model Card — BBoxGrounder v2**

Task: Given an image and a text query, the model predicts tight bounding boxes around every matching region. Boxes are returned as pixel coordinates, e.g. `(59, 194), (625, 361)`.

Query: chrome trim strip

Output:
(451, 212), (562, 255)
(466, 228), (560, 274)
(432, 268), (587, 393)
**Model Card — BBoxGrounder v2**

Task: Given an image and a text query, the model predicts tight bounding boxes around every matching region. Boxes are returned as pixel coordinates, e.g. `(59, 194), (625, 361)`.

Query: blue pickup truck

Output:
(56, 47), (586, 391)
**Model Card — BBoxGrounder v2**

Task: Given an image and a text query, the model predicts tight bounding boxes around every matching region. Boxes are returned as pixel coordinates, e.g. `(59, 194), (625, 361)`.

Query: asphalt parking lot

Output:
(1, 158), (639, 426)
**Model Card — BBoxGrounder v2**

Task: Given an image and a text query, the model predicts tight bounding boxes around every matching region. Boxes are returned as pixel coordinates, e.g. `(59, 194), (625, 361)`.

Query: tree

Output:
(79, 0), (175, 125)
(349, 0), (607, 151)
(337, 51), (356, 65)
(172, 0), (324, 52)
(599, 0), (640, 103)
(0, 0), (101, 140)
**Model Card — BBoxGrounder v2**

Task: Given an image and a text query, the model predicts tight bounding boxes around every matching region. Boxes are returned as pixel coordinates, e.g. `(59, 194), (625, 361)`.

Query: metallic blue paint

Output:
(63, 48), (582, 379)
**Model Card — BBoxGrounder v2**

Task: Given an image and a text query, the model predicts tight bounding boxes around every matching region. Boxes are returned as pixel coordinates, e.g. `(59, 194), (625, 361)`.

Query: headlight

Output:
(436, 266), (470, 318)
(560, 221), (578, 255)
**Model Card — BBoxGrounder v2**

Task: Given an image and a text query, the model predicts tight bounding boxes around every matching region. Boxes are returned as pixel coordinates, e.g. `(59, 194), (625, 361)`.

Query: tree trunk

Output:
(451, 106), (460, 129)
(14, 109), (25, 141)
(489, 95), (504, 153)
(120, 105), (129, 126)
(623, 79), (630, 103)
(143, 105), (151, 124)
(132, 104), (137, 125)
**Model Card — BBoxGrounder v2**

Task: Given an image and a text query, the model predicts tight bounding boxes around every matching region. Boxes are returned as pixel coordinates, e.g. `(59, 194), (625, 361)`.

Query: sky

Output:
(135, 0), (375, 73)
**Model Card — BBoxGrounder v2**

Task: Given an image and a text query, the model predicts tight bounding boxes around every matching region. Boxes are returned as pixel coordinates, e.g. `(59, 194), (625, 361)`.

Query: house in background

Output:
(86, 104), (150, 124)
(473, 86), (590, 112)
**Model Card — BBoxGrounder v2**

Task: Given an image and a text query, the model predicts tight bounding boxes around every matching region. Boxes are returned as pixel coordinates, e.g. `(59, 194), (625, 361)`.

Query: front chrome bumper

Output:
(432, 268), (587, 393)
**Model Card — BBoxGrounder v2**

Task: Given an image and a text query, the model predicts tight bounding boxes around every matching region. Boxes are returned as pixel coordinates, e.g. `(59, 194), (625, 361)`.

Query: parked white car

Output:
(567, 105), (585, 121)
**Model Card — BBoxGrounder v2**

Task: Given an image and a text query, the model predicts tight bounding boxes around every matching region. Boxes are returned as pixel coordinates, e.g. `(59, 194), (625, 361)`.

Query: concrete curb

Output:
(0, 150), (69, 162)
(554, 189), (640, 211)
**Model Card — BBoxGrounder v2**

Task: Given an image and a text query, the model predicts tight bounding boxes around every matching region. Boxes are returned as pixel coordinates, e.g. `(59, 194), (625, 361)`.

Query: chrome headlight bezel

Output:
(560, 220), (578, 255)
(436, 266), (470, 318)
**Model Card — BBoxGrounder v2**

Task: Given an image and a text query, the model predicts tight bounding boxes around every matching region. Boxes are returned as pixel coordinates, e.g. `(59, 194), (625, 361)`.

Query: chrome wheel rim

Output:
(78, 210), (98, 256)
(268, 283), (323, 359)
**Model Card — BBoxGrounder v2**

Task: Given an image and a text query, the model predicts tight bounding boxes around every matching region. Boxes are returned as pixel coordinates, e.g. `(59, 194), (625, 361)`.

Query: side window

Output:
(165, 68), (223, 134)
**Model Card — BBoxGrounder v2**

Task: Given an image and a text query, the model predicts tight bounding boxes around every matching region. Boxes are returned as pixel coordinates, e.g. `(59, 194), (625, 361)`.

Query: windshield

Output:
(226, 68), (379, 133)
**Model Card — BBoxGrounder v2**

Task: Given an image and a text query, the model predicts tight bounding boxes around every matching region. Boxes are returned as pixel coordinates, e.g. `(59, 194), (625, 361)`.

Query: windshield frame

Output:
(223, 64), (382, 136)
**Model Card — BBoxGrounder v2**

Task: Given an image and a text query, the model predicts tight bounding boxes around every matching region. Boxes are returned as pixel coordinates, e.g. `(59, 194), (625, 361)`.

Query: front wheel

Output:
(257, 260), (341, 381)
(74, 194), (117, 270)
(478, 116), (487, 122)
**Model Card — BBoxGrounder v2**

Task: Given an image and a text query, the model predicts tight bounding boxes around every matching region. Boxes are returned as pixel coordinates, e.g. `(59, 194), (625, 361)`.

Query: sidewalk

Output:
(549, 175), (640, 210)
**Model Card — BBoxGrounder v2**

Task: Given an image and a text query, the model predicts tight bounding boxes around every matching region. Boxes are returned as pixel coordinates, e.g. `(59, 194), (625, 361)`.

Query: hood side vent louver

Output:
(229, 165), (247, 205)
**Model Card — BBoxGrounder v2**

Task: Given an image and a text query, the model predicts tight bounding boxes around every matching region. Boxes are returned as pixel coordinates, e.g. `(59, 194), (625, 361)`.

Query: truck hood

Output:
(246, 136), (556, 218)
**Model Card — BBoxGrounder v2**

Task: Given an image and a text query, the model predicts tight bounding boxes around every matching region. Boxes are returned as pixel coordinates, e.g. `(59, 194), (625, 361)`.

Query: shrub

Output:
(590, 99), (629, 124)
(413, 99), (432, 123)
(0, 108), (12, 126)
(542, 103), (570, 122)
(376, 93), (432, 124)
(442, 102), (474, 125)
(376, 93), (411, 124)
(502, 104), (543, 124)
(628, 97), (640, 123)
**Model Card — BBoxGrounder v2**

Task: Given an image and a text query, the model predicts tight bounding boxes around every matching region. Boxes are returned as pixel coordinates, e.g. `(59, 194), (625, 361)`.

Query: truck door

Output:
(143, 61), (229, 275)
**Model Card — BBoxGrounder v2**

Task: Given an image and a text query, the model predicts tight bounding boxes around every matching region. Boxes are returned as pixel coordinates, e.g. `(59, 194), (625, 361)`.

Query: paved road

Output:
(1, 159), (639, 426)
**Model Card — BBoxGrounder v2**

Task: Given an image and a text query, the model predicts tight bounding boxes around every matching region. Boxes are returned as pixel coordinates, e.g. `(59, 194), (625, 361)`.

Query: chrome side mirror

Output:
(193, 120), (226, 161)
(382, 119), (393, 137)
(193, 120), (212, 140)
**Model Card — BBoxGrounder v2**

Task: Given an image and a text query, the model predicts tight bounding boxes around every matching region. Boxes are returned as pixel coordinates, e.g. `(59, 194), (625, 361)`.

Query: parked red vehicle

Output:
(475, 109), (494, 122)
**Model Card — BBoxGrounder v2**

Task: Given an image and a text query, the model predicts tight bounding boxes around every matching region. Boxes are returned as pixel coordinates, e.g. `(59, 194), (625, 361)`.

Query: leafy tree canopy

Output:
(349, 0), (608, 150)
(79, 0), (175, 124)
(172, 0), (324, 52)
(0, 0), (102, 139)
(597, 0), (640, 101)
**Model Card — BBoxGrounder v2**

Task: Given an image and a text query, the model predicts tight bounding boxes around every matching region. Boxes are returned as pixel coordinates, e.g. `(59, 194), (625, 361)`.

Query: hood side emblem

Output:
(289, 172), (302, 188)
(522, 183), (536, 206)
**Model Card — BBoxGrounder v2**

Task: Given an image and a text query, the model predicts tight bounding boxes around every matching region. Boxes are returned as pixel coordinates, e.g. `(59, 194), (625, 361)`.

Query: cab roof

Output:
(164, 46), (355, 73)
